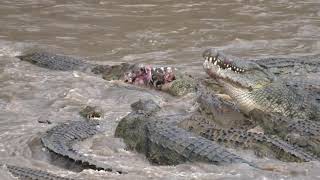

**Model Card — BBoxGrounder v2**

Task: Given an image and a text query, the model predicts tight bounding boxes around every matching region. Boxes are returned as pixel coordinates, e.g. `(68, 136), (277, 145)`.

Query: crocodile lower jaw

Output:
(204, 61), (252, 91)
(216, 79), (261, 114)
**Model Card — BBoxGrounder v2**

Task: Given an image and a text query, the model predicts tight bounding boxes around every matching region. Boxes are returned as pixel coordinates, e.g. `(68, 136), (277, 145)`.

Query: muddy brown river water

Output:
(0, 0), (320, 179)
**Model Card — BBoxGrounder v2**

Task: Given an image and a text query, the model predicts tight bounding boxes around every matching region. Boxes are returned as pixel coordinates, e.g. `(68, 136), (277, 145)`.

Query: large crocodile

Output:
(191, 84), (320, 161)
(202, 48), (320, 120)
(202, 49), (320, 156)
(115, 99), (255, 167)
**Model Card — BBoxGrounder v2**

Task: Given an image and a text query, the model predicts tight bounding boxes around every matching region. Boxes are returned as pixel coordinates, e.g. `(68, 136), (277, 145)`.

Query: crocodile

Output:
(0, 106), (125, 179)
(249, 109), (320, 157)
(41, 120), (124, 174)
(254, 54), (320, 76)
(202, 49), (320, 156)
(192, 85), (320, 161)
(17, 51), (195, 96)
(115, 99), (256, 167)
(179, 113), (318, 162)
(202, 48), (320, 120)
(1, 163), (75, 180)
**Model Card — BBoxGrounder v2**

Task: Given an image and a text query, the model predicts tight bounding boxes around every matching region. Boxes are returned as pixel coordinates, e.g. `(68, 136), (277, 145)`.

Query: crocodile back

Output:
(17, 51), (93, 71)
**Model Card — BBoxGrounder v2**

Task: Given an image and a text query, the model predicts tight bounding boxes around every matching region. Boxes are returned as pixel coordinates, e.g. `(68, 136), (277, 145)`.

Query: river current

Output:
(0, 0), (320, 179)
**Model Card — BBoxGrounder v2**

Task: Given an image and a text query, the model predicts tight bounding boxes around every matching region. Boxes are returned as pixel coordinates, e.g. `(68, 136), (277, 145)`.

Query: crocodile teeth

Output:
(206, 55), (245, 73)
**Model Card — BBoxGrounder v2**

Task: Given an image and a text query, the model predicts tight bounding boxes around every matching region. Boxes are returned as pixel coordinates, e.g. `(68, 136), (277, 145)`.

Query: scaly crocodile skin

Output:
(1, 163), (75, 180)
(41, 120), (124, 173)
(180, 114), (318, 162)
(202, 48), (320, 120)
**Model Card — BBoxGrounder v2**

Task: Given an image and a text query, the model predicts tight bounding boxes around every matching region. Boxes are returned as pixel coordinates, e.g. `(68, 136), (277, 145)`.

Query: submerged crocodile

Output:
(17, 51), (195, 96)
(13, 50), (320, 176)
(41, 120), (124, 173)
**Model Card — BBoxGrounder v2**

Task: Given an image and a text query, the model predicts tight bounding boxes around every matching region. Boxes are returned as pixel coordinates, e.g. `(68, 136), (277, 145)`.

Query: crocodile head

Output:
(202, 48), (276, 113)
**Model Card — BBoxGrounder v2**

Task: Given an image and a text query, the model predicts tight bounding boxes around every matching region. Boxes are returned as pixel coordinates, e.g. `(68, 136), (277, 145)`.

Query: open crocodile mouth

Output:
(203, 53), (245, 74)
(202, 49), (253, 91)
